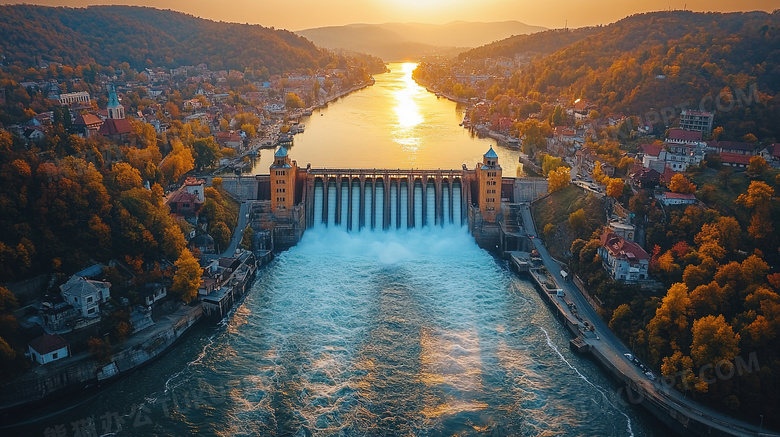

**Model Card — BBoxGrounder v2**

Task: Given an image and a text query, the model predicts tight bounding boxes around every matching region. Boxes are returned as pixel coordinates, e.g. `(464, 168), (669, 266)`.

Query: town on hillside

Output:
(0, 54), (378, 412)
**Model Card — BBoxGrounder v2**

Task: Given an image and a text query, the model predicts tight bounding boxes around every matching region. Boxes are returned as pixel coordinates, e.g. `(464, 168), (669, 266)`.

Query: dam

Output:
(304, 169), (465, 230)
(216, 146), (549, 251)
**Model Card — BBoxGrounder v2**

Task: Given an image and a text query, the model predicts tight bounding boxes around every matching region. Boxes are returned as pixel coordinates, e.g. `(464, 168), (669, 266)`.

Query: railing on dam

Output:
(306, 168), (466, 178)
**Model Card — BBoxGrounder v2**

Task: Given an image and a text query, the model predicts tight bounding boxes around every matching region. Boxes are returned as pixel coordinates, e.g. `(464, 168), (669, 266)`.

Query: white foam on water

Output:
(540, 327), (635, 437)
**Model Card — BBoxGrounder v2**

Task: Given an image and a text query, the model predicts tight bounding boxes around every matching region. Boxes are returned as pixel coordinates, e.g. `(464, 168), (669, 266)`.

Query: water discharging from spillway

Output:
(19, 227), (656, 436)
(312, 178), (464, 229)
(166, 228), (649, 435)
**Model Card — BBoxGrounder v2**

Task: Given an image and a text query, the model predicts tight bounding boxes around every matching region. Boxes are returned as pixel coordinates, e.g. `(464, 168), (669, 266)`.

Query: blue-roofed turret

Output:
(482, 146), (499, 168)
(274, 146), (288, 157)
(106, 84), (124, 119)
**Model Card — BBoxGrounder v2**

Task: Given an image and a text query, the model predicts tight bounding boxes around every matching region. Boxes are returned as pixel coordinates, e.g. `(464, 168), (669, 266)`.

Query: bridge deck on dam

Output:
(306, 168), (465, 178)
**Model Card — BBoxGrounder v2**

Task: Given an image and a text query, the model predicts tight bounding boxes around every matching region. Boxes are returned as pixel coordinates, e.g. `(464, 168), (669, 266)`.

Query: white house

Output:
(640, 142), (704, 172)
(658, 192), (697, 206)
(60, 276), (111, 318)
(599, 232), (650, 282)
(28, 333), (70, 365)
(139, 283), (167, 307)
(183, 177), (206, 202)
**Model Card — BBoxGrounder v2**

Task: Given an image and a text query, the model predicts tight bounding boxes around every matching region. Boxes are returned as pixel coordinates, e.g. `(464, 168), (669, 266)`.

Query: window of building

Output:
(52, 353), (58, 359)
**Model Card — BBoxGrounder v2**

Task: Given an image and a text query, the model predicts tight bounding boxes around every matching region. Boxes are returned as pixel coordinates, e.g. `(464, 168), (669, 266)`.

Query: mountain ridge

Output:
(297, 21), (547, 61)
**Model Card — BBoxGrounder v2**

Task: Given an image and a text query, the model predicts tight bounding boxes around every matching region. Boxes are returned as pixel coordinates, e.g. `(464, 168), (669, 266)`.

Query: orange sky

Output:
(1, 0), (777, 30)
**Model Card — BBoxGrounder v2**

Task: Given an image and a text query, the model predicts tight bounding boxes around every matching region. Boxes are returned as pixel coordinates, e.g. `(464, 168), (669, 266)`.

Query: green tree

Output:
(609, 303), (633, 340)
(240, 226), (254, 250)
(192, 137), (220, 170)
(210, 221), (232, 253)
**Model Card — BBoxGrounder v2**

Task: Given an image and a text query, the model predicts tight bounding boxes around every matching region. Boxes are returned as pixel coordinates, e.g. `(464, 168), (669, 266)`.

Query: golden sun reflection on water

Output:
(393, 62), (424, 152)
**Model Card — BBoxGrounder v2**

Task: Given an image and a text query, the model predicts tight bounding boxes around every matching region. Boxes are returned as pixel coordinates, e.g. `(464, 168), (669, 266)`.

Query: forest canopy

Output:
(0, 5), (335, 73)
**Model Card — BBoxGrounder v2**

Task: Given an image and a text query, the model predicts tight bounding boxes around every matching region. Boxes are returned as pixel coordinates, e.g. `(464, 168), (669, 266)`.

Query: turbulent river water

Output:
(13, 62), (664, 436)
(18, 228), (660, 436)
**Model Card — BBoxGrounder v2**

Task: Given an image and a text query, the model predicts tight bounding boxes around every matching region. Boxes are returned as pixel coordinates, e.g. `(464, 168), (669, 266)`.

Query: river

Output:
(10, 63), (664, 436)
(253, 63), (523, 176)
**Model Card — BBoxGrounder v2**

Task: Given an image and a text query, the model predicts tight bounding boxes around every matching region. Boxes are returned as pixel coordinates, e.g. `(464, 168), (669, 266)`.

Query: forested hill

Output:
(458, 26), (601, 60)
(0, 5), (334, 73)
(455, 10), (780, 140)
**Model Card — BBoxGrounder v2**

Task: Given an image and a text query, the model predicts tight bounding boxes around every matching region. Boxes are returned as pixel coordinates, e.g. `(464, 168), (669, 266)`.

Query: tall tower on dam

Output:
(270, 146), (297, 213)
(477, 146), (502, 223)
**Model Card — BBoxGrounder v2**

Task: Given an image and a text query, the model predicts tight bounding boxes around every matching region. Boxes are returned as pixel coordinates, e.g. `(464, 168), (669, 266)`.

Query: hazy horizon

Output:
(0, 0), (776, 31)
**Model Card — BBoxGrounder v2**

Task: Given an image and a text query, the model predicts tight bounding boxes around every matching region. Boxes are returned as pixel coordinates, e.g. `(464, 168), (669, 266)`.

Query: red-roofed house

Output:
(167, 190), (203, 215)
(28, 333), (70, 365)
(629, 167), (661, 189)
(99, 84), (132, 142)
(720, 152), (752, 168)
(214, 131), (242, 150)
(598, 232), (650, 282)
(658, 192), (697, 206)
(715, 141), (755, 155)
(667, 129), (702, 145)
(73, 113), (103, 138)
(660, 166), (679, 184)
(640, 143), (667, 172)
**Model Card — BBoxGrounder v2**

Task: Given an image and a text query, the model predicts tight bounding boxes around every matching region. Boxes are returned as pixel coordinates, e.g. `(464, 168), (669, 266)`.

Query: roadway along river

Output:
(253, 62), (523, 176)
(14, 63), (664, 436)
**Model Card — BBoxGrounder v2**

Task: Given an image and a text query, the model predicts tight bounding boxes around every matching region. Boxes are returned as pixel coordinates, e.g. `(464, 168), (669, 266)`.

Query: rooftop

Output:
(720, 152), (753, 165)
(661, 192), (696, 200)
(484, 147), (498, 159)
(28, 333), (69, 355)
(60, 276), (110, 298)
(600, 232), (650, 261)
(667, 129), (702, 142)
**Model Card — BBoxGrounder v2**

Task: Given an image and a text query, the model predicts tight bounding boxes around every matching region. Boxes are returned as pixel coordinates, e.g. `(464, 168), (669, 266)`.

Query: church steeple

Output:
(107, 84), (124, 120)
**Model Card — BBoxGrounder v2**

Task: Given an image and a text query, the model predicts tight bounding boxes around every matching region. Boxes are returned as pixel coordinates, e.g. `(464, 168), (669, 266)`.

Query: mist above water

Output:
(198, 227), (656, 436)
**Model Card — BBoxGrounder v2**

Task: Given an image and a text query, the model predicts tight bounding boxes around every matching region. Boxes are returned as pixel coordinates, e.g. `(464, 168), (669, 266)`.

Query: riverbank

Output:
(214, 78), (376, 174)
(0, 303), (202, 423)
(515, 202), (777, 437)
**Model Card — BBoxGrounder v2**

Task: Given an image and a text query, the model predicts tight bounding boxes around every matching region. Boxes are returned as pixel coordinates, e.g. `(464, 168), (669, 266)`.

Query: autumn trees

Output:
(736, 181), (774, 243)
(541, 154), (571, 193)
(171, 248), (201, 303)
(669, 174), (697, 194)
(547, 167), (571, 193)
